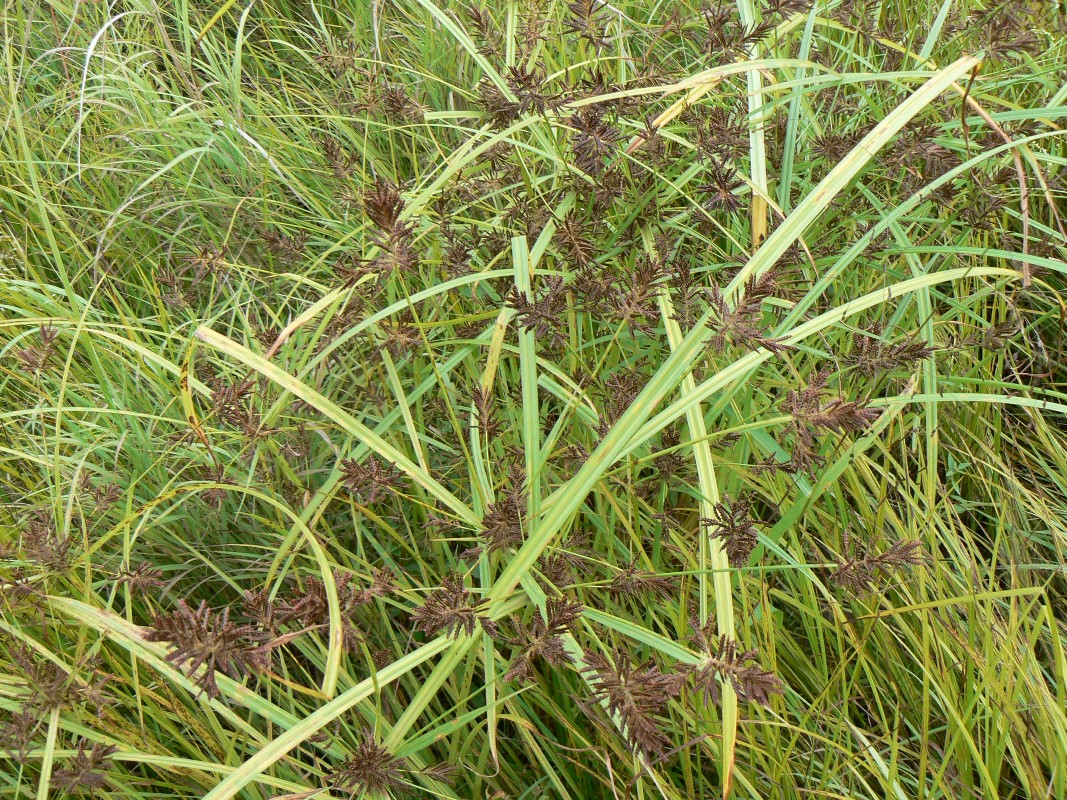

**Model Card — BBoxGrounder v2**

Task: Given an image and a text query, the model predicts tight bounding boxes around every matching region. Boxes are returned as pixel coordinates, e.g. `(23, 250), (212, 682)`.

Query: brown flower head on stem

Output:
(554, 210), (597, 269)
(9, 646), (108, 713)
(607, 253), (667, 337)
(52, 739), (117, 794)
(360, 179), (418, 279)
(700, 494), (760, 568)
(315, 37), (357, 77)
(321, 135), (355, 180)
(339, 456), (405, 505)
(765, 0), (812, 15)
(476, 78), (521, 128)
(410, 575), (494, 639)
(274, 568), (387, 652)
(608, 559), (676, 600)
(647, 426), (691, 488)
(15, 325), (58, 375)
(582, 651), (683, 757)
(377, 316), (423, 358)
(20, 511), (72, 572)
(705, 274), (795, 357)
(329, 730), (407, 798)
(774, 370), (880, 475)
(379, 83), (425, 123)
(471, 385), (501, 440)
(505, 597), (583, 682)
(972, 4), (1044, 63)
(466, 5), (502, 58)
(505, 63), (559, 117)
(692, 106), (749, 164)
(262, 229), (309, 261)
(685, 631), (782, 706)
(563, 0), (609, 47)
(785, 369), (882, 435)
(846, 326), (935, 377)
(697, 162), (744, 214)
(0, 708), (39, 763)
(598, 367), (646, 432)
(700, 2), (745, 61)
(569, 106), (620, 175)
(185, 244), (227, 281)
(115, 562), (165, 593)
(830, 529), (925, 595)
(476, 468), (527, 554)
(209, 377), (258, 432)
(507, 276), (569, 348)
(146, 600), (272, 700)
(198, 466), (237, 510)
(363, 178), (406, 233)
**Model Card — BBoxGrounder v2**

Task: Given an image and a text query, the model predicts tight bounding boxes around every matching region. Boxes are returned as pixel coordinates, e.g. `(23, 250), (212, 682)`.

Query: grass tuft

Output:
(2, 0), (1067, 798)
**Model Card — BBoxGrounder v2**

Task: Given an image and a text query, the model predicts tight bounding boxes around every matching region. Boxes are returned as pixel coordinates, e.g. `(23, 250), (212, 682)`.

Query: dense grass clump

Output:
(3, 0), (1067, 797)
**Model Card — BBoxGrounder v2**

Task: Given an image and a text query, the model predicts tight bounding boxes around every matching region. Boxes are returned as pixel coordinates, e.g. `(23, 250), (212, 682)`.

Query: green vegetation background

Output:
(2, 1), (1067, 798)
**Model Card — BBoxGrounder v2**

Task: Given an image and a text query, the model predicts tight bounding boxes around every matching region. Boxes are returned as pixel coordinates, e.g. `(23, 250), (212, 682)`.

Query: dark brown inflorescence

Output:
(146, 600), (271, 700)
